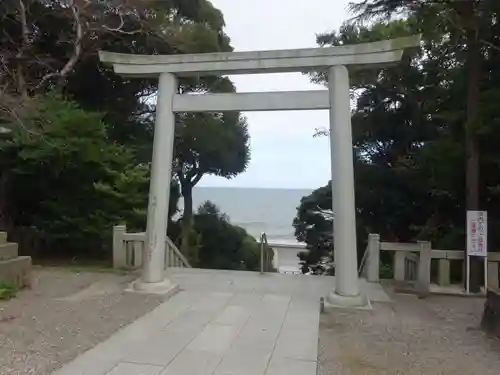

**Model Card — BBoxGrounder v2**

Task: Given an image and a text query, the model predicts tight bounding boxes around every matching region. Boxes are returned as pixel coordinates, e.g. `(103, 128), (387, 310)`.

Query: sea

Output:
(183, 186), (313, 244)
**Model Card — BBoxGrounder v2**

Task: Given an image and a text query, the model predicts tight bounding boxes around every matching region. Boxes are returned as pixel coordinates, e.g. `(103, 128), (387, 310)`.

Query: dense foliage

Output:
(0, 0), (251, 267)
(175, 111), (251, 257)
(190, 201), (261, 271)
(294, 1), (500, 282)
(1, 95), (151, 257)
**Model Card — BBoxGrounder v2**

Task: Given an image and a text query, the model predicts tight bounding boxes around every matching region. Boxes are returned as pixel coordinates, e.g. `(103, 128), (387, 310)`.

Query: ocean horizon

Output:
(180, 186), (314, 244)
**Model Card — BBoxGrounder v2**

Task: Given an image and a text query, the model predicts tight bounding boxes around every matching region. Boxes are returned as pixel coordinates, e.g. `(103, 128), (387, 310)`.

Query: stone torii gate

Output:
(99, 35), (420, 307)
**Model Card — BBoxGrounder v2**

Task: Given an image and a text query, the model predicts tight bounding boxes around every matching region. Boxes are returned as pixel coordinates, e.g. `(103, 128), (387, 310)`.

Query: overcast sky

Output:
(198, 0), (351, 189)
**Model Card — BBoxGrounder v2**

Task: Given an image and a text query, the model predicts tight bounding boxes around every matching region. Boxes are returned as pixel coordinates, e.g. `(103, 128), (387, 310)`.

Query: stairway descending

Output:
(0, 232), (32, 288)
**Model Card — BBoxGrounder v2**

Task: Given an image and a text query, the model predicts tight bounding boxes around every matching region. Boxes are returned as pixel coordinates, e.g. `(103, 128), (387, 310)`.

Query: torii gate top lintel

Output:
(99, 35), (420, 77)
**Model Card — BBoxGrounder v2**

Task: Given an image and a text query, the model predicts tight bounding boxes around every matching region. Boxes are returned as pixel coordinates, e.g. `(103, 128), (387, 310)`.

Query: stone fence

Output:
(112, 225), (191, 269)
(0, 232), (32, 288)
(363, 234), (500, 292)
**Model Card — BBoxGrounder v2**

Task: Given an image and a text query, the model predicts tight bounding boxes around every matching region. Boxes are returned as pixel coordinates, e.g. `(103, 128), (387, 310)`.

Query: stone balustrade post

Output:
(366, 234), (380, 282)
(417, 241), (432, 293)
(112, 225), (127, 269)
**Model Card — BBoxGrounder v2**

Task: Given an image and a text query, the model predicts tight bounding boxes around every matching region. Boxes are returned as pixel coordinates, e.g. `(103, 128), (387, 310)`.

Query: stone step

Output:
(0, 232), (6, 244)
(0, 256), (32, 288)
(0, 243), (18, 261)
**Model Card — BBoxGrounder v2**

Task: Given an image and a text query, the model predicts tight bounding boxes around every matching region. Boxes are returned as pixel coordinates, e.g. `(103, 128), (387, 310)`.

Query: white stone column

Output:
(366, 233), (380, 282)
(326, 65), (366, 307)
(134, 73), (178, 294)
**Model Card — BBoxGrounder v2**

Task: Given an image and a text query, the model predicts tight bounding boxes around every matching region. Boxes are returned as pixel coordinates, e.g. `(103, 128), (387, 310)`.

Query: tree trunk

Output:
(463, 0), (482, 293)
(180, 184), (193, 258)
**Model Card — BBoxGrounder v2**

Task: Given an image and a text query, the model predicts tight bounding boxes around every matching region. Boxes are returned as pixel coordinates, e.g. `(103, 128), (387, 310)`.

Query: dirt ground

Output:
(318, 287), (500, 375)
(0, 268), (166, 375)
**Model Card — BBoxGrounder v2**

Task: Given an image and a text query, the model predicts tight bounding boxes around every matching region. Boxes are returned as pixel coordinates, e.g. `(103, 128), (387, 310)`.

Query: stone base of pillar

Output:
(325, 290), (371, 310)
(126, 278), (179, 297)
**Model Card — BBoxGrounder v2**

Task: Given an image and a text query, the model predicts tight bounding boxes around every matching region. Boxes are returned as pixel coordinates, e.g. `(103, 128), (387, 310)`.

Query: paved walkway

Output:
(52, 270), (389, 375)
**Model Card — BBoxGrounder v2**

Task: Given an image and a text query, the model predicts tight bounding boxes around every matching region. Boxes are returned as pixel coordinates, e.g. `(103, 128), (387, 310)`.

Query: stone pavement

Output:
(52, 269), (390, 375)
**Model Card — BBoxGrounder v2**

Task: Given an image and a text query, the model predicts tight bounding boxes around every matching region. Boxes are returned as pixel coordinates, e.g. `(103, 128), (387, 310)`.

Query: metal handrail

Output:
(260, 232), (268, 274)
(166, 236), (192, 268)
(358, 244), (369, 276)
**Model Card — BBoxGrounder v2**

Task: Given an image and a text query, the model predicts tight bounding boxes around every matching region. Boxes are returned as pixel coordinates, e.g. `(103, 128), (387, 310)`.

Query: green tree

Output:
(348, 0), (500, 292)
(0, 0), (232, 157)
(0, 0), (238, 260)
(175, 111), (251, 257)
(0, 94), (182, 258)
(293, 183), (333, 274)
(192, 201), (260, 271)
(296, 18), (434, 273)
(297, 3), (500, 283)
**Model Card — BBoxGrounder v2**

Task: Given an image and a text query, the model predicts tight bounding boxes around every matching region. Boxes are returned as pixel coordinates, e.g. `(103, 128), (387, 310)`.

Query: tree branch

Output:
(36, 1), (83, 91)
(18, 0), (29, 46)
(442, 3), (500, 53)
(190, 172), (204, 186)
(16, 0), (29, 99)
(0, 95), (46, 140)
(101, 12), (142, 35)
(480, 38), (500, 53)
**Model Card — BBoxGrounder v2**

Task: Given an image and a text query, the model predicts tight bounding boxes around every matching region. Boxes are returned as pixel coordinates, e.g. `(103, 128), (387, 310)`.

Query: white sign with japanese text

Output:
(467, 211), (487, 257)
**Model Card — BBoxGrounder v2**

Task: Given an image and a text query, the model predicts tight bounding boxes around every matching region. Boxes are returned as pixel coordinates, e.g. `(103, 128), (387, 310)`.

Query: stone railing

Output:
(364, 234), (500, 291)
(112, 225), (191, 269)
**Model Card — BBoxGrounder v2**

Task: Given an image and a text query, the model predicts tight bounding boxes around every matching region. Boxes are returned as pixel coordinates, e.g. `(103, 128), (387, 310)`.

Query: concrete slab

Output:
(53, 269), (390, 375)
(215, 347), (271, 375)
(282, 310), (320, 330)
(163, 309), (214, 334)
(231, 319), (281, 353)
(214, 305), (251, 328)
(159, 349), (222, 375)
(105, 362), (164, 375)
(189, 291), (234, 312)
(266, 357), (317, 375)
(51, 291), (197, 375)
(288, 297), (320, 313)
(125, 328), (193, 366)
(186, 323), (240, 354)
(166, 268), (390, 302)
(230, 292), (263, 309)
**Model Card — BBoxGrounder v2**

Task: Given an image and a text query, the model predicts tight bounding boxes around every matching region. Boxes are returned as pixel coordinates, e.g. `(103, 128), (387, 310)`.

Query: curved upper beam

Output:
(99, 35), (420, 77)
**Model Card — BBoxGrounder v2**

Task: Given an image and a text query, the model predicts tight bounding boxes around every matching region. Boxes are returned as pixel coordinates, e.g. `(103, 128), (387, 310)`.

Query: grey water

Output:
(184, 186), (313, 244)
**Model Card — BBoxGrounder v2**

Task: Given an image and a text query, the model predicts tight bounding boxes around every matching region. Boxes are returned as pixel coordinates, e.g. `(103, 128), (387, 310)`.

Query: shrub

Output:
(0, 281), (18, 300)
(192, 201), (261, 271)
(1, 94), (180, 259)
